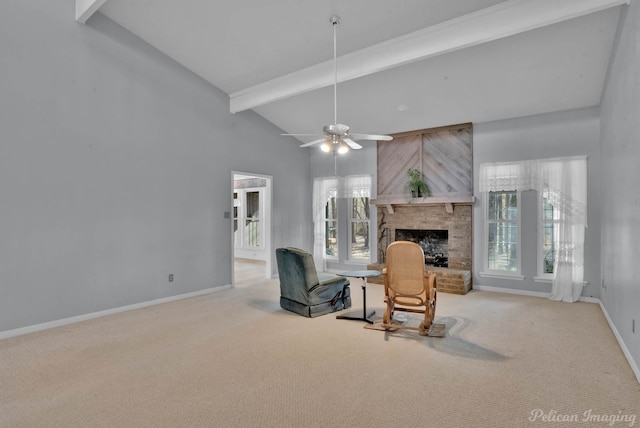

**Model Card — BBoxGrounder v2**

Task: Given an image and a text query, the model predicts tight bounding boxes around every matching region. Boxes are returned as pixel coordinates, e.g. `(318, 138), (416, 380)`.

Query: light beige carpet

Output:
(1, 279), (639, 428)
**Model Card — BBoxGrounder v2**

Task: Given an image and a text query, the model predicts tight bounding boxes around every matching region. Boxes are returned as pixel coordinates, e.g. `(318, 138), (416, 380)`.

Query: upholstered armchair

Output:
(276, 247), (351, 318)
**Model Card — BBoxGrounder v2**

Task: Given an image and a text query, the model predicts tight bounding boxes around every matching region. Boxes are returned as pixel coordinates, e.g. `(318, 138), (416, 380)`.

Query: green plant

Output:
(404, 168), (430, 197)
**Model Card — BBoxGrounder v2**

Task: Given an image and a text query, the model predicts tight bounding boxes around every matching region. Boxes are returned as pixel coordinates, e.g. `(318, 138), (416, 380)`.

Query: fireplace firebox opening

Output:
(395, 229), (448, 267)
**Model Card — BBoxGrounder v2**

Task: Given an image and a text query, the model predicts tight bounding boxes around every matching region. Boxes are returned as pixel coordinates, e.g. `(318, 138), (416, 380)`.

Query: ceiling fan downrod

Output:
(282, 14), (392, 152)
(330, 15), (340, 127)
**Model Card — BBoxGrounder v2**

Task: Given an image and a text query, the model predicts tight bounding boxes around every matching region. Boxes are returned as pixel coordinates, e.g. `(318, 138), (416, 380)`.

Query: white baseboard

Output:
(0, 284), (232, 340)
(474, 285), (601, 304)
(473, 284), (551, 299)
(474, 284), (639, 384)
(597, 300), (640, 385)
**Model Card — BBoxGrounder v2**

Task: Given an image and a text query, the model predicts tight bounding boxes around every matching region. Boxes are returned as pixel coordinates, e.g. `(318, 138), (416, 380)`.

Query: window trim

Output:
(481, 190), (523, 278)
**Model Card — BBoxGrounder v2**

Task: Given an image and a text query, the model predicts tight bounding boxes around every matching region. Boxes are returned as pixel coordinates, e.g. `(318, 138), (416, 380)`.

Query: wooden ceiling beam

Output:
(76, 0), (109, 24)
(229, 0), (629, 113)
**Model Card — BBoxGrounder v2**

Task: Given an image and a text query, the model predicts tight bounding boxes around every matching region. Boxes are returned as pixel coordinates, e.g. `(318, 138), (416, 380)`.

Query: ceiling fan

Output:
(282, 15), (393, 154)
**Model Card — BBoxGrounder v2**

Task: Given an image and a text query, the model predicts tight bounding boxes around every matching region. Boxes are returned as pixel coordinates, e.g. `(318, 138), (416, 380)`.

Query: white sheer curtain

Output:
(541, 158), (587, 302)
(312, 175), (371, 271)
(479, 157), (587, 302)
(312, 177), (336, 271)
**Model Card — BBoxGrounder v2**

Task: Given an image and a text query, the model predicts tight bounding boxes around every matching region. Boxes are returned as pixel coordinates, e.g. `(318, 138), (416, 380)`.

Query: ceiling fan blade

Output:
(342, 138), (362, 150)
(299, 137), (329, 148)
(349, 133), (393, 141)
(282, 133), (325, 137)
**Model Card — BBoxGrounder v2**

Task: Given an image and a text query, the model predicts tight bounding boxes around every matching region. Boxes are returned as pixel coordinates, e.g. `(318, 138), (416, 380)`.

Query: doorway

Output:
(232, 172), (272, 286)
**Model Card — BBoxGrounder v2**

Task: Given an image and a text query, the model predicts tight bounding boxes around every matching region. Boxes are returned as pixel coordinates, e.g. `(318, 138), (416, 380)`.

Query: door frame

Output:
(231, 171), (273, 284)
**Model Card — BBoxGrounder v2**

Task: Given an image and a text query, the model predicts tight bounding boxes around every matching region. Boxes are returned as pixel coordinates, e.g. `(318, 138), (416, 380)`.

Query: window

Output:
(313, 175), (372, 265)
(349, 194), (370, 260)
(233, 188), (263, 249)
(479, 157), (586, 289)
(244, 190), (261, 247)
(233, 192), (239, 247)
(485, 191), (520, 274)
(539, 190), (558, 276)
(324, 193), (338, 258)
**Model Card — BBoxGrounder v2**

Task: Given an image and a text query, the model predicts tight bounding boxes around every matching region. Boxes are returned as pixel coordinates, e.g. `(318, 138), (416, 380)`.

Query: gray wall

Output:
(2, 2), (636, 372)
(599, 2), (640, 368)
(472, 107), (602, 297)
(0, 2), (311, 332)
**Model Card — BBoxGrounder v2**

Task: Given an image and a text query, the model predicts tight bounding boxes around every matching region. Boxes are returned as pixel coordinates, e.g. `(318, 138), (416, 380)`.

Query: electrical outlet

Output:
(169, 274), (174, 283)
(601, 279), (606, 289)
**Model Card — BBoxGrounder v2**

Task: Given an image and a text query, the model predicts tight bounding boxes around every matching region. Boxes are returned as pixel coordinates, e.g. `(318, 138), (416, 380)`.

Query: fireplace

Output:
(375, 204), (471, 271)
(368, 204), (473, 294)
(395, 229), (448, 267)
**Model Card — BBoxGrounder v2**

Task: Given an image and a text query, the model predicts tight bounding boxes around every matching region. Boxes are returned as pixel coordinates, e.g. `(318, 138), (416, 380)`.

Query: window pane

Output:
(244, 219), (260, 247)
(233, 220), (239, 246)
(543, 223), (555, 274)
(543, 195), (557, 221)
(325, 197), (338, 257)
(325, 220), (338, 256)
(326, 197), (337, 220)
(487, 191), (518, 272)
(488, 222), (518, 271)
(542, 192), (556, 274)
(350, 222), (369, 259)
(352, 196), (369, 219)
(350, 196), (370, 260)
(489, 191), (517, 220)
(245, 191), (259, 218)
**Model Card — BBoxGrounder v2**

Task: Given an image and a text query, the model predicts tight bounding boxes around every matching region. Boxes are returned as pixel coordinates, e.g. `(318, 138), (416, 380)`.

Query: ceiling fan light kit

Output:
(281, 15), (393, 155)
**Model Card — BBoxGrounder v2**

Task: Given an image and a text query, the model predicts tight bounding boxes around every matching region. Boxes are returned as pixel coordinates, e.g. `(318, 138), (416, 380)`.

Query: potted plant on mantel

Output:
(404, 168), (431, 198)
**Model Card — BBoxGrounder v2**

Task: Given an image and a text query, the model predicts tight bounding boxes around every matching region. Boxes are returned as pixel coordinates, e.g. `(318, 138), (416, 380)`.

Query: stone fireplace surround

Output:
(367, 202), (473, 294)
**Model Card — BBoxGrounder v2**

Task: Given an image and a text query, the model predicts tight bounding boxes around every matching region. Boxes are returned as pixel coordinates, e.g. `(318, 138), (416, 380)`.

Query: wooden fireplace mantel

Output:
(370, 194), (475, 214)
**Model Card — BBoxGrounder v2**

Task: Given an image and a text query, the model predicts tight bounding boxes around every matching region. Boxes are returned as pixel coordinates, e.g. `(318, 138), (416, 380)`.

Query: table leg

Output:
(336, 277), (375, 324)
(361, 279), (375, 323)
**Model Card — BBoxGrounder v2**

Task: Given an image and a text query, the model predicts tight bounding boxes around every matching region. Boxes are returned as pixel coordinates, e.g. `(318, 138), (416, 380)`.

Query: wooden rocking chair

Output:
(382, 241), (437, 336)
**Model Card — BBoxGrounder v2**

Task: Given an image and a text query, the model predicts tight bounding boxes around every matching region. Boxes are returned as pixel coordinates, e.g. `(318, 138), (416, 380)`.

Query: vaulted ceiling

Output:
(77, 0), (627, 147)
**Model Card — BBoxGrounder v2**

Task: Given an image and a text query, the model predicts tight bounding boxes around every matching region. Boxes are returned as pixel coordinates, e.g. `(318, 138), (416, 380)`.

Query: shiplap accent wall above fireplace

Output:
(370, 123), (474, 294)
(376, 123), (473, 199)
